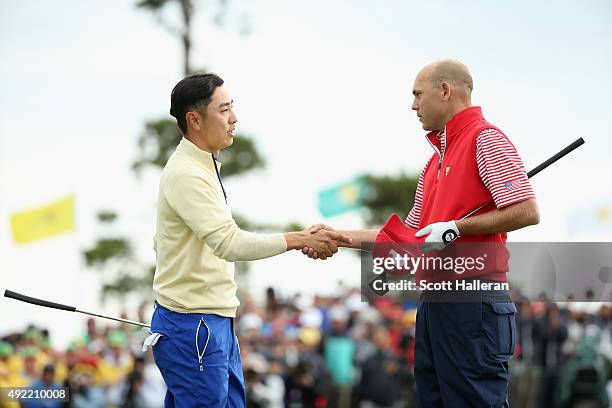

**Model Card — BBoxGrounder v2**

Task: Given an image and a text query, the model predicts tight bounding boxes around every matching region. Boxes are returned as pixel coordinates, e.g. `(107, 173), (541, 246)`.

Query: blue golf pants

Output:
(415, 299), (517, 407)
(151, 303), (246, 408)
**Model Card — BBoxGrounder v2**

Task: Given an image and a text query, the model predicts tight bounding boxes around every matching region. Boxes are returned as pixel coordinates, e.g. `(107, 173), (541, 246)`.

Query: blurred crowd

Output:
(1, 285), (611, 408)
(0, 304), (164, 408)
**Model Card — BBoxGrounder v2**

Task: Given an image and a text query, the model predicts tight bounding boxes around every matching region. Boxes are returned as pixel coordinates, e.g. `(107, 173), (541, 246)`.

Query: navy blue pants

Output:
(151, 303), (246, 408)
(415, 300), (517, 407)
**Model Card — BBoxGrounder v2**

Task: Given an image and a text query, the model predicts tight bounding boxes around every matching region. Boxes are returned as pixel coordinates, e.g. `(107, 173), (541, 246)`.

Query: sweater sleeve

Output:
(164, 170), (287, 261)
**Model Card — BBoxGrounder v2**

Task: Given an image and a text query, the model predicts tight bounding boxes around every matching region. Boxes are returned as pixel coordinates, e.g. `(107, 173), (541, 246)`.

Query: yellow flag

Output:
(10, 196), (75, 244)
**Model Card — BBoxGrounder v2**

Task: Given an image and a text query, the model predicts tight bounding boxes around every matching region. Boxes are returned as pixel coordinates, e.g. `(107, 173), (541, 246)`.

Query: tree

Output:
(136, 0), (234, 76)
(83, 211), (154, 306)
(132, 119), (265, 178)
(362, 173), (419, 228)
(132, 0), (265, 179)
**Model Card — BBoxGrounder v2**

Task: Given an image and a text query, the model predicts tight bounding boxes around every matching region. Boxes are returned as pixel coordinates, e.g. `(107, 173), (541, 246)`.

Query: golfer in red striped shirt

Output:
(305, 59), (540, 407)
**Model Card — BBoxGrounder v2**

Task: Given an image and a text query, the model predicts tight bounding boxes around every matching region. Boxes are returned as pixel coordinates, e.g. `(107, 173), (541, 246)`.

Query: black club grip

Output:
(4, 290), (76, 312)
(527, 138), (585, 179)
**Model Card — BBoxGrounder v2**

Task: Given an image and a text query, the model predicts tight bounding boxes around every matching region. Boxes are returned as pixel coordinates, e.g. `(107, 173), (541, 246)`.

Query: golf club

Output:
(4, 289), (150, 328)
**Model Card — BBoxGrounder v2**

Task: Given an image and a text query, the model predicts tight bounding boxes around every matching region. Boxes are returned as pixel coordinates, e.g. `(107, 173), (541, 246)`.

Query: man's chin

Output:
(421, 123), (440, 132)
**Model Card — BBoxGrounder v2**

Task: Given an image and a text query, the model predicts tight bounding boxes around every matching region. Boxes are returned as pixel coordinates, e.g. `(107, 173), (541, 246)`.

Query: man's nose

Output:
(229, 111), (238, 124)
(411, 99), (418, 111)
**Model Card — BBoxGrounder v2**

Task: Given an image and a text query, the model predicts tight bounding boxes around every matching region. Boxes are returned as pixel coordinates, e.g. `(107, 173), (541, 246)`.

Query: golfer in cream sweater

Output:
(147, 73), (350, 408)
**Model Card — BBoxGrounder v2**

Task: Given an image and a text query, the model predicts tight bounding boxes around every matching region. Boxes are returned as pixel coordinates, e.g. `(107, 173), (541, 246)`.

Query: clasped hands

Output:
(298, 219), (461, 259)
(298, 224), (350, 260)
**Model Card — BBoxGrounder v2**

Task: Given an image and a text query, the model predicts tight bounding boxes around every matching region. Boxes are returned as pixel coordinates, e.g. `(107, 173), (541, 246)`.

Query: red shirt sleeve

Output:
(476, 129), (536, 209)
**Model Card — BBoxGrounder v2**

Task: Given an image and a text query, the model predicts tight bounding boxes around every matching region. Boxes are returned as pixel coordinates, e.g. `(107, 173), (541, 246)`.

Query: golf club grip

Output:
(4, 290), (76, 312)
(527, 138), (584, 178)
(459, 137), (585, 220)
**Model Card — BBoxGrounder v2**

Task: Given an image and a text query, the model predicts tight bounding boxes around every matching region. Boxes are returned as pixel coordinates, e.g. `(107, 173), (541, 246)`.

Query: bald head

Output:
(422, 59), (473, 95)
(411, 59), (474, 131)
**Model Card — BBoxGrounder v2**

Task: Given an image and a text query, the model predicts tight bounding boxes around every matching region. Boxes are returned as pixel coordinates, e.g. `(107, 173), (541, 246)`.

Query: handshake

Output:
(294, 224), (352, 260)
(287, 219), (462, 260)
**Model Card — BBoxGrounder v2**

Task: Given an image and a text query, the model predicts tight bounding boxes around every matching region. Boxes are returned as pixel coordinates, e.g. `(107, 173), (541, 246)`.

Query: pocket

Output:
(235, 334), (240, 353)
(152, 302), (185, 333)
(150, 307), (169, 340)
(196, 318), (211, 371)
(482, 302), (516, 357)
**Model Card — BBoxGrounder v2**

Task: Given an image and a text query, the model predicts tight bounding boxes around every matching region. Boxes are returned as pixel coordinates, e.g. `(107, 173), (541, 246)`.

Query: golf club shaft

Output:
(4, 289), (150, 328)
(460, 137), (585, 220)
(75, 308), (150, 328)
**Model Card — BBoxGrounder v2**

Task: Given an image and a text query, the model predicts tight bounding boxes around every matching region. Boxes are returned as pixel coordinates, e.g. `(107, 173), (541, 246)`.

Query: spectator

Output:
(64, 370), (107, 408)
(510, 300), (540, 408)
(285, 328), (329, 407)
(121, 370), (144, 408)
(534, 304), (568, 407)
(98, 330), (133, 406)
(24, 364), (62, 408)
(244, 353), (284, 408)
(356, 326), (403, 408)
(19, 346), (40, 386)
(323, 305), (355, 408)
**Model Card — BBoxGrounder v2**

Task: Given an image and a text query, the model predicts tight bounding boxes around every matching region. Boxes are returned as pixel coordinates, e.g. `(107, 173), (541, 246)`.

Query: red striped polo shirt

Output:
(405, 128), (535, 228)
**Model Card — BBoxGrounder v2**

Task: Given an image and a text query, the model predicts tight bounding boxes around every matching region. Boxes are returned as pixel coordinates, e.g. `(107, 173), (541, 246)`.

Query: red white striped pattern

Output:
(405, 165), (427, 229)
(437, 132), (446, 156)
(476, 128), (535, 208)
(405, 129), (535, 228)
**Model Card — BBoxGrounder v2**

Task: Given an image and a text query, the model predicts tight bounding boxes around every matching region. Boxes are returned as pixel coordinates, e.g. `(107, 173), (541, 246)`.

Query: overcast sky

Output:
(1, 0), (610, 347)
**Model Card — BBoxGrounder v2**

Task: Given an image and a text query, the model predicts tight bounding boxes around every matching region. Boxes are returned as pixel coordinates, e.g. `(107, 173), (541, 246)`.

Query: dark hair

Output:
(43, 363), (55, 374)
(170, 72), (224, 134)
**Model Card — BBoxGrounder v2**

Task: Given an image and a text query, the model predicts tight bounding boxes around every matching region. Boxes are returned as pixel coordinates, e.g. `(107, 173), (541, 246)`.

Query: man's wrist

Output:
(284, 231), (308, 250)
(453, 219), (464, 235)
(444, 220), (460, 243)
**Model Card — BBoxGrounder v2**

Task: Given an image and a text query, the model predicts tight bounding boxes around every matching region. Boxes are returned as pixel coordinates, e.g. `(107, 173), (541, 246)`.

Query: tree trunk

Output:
(180, 0), (193, 75)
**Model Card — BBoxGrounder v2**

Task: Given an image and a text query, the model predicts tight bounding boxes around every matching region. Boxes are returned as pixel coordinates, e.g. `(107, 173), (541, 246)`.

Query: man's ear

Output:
(186, 111), (202, 132)
(441, 82), (452, 101)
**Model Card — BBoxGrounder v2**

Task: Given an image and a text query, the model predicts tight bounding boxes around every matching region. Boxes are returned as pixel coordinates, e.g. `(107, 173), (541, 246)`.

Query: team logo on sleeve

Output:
(504, 179), (521, 191)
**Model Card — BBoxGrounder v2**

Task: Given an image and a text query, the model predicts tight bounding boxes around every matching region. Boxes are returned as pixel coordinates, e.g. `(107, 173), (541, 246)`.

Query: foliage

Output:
(100, 266), (156, 303)
(132, 119), (182, 171)
(83, 238), (131, 267)
(362, 173), (419, 227)
(97, 211), (118, 223)
(217, 135), (264, 178)
(137, 0), (231, 75)
(132, 119), (264, 178)
(82, 212), (151, 305)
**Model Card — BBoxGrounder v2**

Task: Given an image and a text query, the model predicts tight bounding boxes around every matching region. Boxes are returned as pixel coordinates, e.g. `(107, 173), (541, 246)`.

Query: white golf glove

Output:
(415, 220), (460, 251)
(141, 332), (163, 352)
